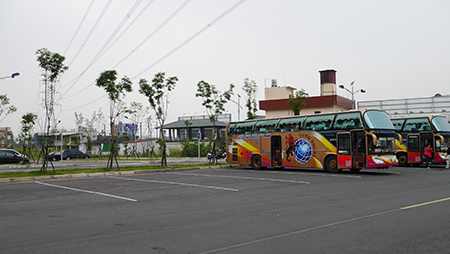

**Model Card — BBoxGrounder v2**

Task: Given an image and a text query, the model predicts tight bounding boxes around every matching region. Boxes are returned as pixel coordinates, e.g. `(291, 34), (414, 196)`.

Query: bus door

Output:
(337, 132), (352, 169)
(351, 130), (367, 168)
(407, 134), (421, 164)
(270, 135), (283, 167)
(420, 132), (434, 161)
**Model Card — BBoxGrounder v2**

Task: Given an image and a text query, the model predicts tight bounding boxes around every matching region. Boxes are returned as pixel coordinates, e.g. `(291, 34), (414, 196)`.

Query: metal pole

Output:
(60, 131), (63, 162)
(352, 86), (354, 110)
(238, 95), (240, 121)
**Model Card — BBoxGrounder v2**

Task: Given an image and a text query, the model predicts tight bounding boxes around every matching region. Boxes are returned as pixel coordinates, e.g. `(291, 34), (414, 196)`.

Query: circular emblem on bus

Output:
(293, 139), (312, 164)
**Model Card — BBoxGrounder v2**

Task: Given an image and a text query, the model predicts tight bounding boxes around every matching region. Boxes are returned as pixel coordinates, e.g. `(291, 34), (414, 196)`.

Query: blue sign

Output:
(197, 132), (201, 140)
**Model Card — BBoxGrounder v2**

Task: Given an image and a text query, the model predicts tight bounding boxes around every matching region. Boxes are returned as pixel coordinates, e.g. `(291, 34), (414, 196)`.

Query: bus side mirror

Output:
(371, 133), (377, 146)
(395, 133), (402, 144)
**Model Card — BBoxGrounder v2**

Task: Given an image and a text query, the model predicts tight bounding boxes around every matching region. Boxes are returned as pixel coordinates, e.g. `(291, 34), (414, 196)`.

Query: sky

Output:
(1, 0), (449, 137)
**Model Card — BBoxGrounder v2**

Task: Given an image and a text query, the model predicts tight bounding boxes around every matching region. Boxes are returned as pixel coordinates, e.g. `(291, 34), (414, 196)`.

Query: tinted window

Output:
(432, 116), (450, 132)
(390, 119), (405, 131)
(403, 118), (431, 132)
(333, 112), (363, 130)
(254, 119), (279, 133)
(278, 117), (304, 132)
(364, 110), (395, 130)
(304, 115), (335, 131)
(235, 121), (255, 134)
(227, 123), (236, 137)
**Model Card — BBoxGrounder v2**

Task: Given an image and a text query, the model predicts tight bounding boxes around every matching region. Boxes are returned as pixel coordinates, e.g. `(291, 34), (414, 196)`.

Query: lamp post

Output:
(0, 72), (20, 81)
(230, 94), (243, 121)
(339, 81), (366, 110)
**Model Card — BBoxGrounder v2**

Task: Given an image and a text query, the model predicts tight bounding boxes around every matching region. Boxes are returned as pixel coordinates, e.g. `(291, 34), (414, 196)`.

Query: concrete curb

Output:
(0, 164), (241, 184)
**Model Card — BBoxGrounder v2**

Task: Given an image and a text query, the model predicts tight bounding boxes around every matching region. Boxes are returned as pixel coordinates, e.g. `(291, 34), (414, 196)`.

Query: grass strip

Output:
(0, 163), (228, 179)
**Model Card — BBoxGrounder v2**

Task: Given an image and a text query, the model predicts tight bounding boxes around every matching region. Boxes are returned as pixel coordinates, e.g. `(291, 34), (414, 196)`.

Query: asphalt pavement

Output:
(2, 165), (450, 253)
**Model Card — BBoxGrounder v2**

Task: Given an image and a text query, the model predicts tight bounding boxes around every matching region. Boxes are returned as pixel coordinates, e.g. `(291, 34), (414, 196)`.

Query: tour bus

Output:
(226, 110), (400, 173)
(391, 115), (450, 166)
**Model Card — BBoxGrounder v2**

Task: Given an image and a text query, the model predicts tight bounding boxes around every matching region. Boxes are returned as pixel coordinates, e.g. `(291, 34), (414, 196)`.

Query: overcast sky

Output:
(1, 0), (449, 136)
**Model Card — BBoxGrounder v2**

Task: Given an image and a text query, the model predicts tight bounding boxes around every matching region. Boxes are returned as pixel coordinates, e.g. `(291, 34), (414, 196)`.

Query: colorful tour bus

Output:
(391, 115), (450, 166)
(226, 110), (399, 173)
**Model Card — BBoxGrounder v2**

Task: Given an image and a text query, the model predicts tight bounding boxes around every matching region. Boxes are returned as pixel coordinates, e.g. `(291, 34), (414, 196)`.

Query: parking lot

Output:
(1, 165), (450, 253)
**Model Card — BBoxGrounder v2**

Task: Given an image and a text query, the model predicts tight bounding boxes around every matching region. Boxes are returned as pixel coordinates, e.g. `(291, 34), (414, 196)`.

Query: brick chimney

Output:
(319, 69), (337, 96)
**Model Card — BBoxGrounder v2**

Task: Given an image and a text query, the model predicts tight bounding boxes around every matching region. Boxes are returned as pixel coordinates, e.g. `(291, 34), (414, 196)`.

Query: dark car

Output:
(0, 149), (29, 164)
(62, 149), (90, 160)
(48, 151), (63, 161)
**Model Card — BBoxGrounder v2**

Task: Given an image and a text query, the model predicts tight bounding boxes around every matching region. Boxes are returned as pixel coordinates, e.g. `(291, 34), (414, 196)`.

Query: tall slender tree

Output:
(20, 113), (38, 163)
(36, 48), (68, 174)
(196, 81), (234, 164)
(95, 70), (132, 170)
(139, 72), (178, 168)
(242, 78), (258, 120)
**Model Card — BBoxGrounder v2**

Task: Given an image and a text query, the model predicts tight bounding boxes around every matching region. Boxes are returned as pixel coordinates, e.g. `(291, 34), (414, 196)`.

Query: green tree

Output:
(0, 95), (17, 123)
(20, 113), (38, 162)
(288, 89), (309, 115)
(196, 81), (234, 164)
(95, 70), (132, 170)
(181, 120), (192, 156)
(242, 78), (258, 120)
(36, 48), (68, 174)
(139, 72), (178, 168)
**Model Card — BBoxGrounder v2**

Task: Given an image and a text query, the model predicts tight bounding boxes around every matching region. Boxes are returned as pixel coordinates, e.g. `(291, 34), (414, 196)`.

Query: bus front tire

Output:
(325, 155), (341, 173)
(397, 153), (408, 167)
(251, 155), (262, 170)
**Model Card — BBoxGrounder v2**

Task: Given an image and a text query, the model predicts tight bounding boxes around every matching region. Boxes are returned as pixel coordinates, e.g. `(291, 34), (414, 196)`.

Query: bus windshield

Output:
(368, 135), (395, 155)
(432, 116), (450, 132)
(364, 110), (395, 130)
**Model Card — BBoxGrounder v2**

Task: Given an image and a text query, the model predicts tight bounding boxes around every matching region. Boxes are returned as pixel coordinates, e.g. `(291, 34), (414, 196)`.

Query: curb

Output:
(0, 164), (240, 184)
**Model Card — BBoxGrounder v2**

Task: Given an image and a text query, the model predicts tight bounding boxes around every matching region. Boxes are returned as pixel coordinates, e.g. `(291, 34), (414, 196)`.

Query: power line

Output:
(67, 0), (113, 68)
(60, 0), (248, 112)
(112, 0), (192, 69)
(61, 0), (144, 99)
(61, 0), (188, 100)
(131, 0), (247, 80)
(63, 0), (96, 56)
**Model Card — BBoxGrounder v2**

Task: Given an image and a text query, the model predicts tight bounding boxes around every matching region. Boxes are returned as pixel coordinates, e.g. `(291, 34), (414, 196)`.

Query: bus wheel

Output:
(397, 153), (408, 167)
(325, 155), (341, 173)
(251, 155), (262, 170)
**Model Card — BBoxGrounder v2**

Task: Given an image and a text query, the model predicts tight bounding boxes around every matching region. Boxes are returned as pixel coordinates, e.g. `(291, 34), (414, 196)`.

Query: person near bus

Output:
(424, 144), (433, 169)
(446, 144), (450, 170)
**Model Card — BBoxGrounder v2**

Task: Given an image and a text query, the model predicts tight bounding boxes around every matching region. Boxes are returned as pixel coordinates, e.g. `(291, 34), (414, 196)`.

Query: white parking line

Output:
(109, 176), (239, 192)
(35, 181), (137, 202)
(173, 172), (310, 184)
(238, 169), (362, 179)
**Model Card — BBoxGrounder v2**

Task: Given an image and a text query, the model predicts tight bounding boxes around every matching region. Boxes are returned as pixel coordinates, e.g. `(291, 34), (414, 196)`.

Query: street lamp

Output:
(339, 81), (366, 110)
(230, 94), (243, 121)
(0, 72), (20, 81)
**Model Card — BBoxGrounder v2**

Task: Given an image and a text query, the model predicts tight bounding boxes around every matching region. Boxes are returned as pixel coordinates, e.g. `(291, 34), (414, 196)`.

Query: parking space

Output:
(2, 166), (450, 253)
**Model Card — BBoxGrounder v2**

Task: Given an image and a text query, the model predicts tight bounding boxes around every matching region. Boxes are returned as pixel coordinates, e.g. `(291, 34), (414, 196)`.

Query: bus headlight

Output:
(372, 157), (385, 164)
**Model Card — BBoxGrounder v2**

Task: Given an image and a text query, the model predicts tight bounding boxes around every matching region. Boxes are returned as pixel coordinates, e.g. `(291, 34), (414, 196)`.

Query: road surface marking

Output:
(199, 196), (450, 253)
(109, 176), (239, 192)
(35, 181), (137, 202)
(401, 196), (450, 210)
(173, 172), (310, 184)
